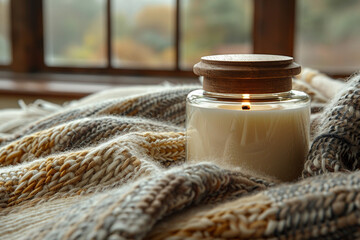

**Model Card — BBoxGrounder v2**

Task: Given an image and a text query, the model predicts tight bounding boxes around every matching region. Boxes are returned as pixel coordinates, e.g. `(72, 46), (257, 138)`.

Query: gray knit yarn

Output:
(1, 75), (360, 240)
(304, 74), (360, 177)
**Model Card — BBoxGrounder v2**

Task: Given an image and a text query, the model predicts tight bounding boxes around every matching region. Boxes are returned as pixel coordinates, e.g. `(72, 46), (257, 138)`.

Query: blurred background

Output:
(0, 0), (360, 107)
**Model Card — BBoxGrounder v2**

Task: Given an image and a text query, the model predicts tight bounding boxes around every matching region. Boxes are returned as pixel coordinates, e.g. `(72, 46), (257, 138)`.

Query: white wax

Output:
(186, 103), (310, 181)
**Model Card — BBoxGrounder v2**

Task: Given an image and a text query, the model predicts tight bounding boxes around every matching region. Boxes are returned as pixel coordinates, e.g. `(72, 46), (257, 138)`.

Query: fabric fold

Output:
(1, 70), (359, 239)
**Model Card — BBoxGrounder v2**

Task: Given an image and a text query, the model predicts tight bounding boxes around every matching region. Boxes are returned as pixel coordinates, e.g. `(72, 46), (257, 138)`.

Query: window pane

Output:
(181, 0), (252, 69)
(44, 0), (107, 67)
(296, 0), (360, 72)
(112, 0), (176, 69)
(0, 0), (11, 65)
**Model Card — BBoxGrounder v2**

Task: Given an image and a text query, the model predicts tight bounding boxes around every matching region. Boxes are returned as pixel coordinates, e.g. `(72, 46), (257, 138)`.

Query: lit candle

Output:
(186, 54), (310, 182)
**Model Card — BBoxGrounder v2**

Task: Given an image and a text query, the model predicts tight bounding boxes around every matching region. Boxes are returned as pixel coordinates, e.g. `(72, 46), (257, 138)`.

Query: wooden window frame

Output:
(2, 0), (300, 78)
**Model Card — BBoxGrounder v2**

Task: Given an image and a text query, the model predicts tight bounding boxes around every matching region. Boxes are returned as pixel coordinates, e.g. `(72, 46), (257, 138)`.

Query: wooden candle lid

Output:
(193, 54), (301, 94)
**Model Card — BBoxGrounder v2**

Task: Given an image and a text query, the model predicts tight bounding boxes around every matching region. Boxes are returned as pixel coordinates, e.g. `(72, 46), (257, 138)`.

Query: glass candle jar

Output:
(186, 54), (310, 182)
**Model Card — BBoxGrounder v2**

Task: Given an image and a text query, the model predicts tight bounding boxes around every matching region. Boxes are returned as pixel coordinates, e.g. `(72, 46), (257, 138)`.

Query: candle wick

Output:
(242, 105), (251, 110)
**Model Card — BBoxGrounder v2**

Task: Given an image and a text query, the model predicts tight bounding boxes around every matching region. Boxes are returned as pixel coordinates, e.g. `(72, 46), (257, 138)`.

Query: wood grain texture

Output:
(10, 0), (43, 72)
(201, 54), (293, 66)
(203, 77), (292, 94)
(253, 0), (295, 57)
(194, 54), (300, 94)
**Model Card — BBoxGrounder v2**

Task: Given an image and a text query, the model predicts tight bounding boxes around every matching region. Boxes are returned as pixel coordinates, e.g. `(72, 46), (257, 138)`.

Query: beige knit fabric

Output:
(1, 70), (359, 240)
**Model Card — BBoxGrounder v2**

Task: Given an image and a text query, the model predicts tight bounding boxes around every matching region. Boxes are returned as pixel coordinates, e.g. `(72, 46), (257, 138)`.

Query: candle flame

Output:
(242, 94), (251, 110)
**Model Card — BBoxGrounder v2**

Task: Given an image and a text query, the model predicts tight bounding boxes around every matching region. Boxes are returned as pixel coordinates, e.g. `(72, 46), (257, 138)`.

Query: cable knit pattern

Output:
(0, 72), (359, 240)
(303, 75), (360, 177)
(0, 87), (193, 146)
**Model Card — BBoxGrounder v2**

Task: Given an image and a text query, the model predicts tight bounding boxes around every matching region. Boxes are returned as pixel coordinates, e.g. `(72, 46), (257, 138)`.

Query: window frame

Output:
(2, 0), (318, 78)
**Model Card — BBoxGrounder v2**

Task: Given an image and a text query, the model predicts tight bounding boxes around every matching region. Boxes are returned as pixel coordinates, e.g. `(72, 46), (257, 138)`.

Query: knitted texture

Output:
(0, 72), (359, 240)
(303, 74), (360, 176)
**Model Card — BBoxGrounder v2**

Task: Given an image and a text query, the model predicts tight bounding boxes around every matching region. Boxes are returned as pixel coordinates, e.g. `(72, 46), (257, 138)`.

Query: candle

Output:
(186, 54), (310, 182)
(187, 91), (310, 181)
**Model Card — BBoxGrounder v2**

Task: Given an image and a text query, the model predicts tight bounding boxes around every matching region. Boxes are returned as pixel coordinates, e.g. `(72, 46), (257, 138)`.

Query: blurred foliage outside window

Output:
(44, 0), (107, 66)
(3, 0), (360, 73)
(0, 0), (11, 65)
(297, 0), (360, 72)
(181, 0), (252, 69)
(43, 0), (252, 69)
(112, 0), (176, 69)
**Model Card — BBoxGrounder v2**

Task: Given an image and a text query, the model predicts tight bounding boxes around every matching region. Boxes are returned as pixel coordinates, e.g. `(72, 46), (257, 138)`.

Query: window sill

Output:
(0, 72), (198, 99)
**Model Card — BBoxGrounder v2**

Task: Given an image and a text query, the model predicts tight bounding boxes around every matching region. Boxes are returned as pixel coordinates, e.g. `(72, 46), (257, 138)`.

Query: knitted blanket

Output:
(0, 69), (359, 239)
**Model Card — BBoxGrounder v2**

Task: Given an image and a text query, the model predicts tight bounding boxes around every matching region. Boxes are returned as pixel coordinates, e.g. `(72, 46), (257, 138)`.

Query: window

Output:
(0, 0), (11, 65)
(0, 0), (357, 78)
(43, 0), (252, 73)
(181, 0), (252, 69)
(296, 0), (360, 73)
(112, 0), (176, 69)
(44, 0), (107, 67)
